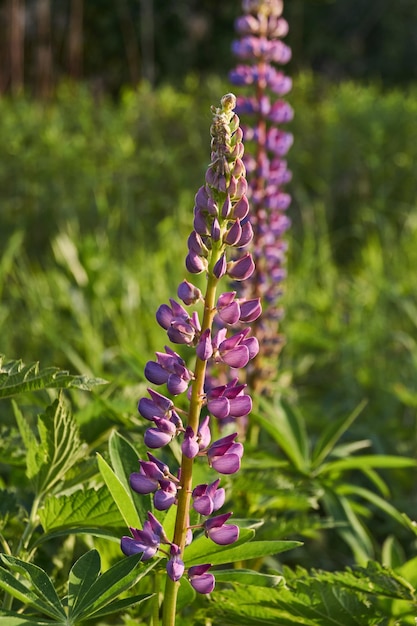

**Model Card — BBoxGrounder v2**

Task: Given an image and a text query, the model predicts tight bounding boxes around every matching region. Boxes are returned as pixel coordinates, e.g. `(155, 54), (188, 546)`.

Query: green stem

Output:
(161, 263), (221, 626)
(2, 493), (42, 611)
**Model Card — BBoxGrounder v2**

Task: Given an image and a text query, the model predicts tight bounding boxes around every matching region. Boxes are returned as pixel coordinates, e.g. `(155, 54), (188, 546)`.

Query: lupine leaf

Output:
(0, 615), (54, 626)
(336, 484), (412, 529)
(0, 556), (65, 619)
(214, 569), (284, 588)
(68, 554), (154, 621)
(311, 400), (367, 468)
(318, 455), (417, 475)
(253, 398), (310, 473)
(97, 453), (141, 529)
(0, 354), (107, 398)
(38, 485), (124, 533)
(67, 550), (102, 616)
(83, 593), (154, 619)
(322, 490), (373, 564)
(13, 393), (88, 497)
(185, 530), (301, 567)
(108, 430), (152, 527)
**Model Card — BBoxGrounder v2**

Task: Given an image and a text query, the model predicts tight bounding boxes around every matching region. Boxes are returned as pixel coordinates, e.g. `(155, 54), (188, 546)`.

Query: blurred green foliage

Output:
(1, 75), (416, 575)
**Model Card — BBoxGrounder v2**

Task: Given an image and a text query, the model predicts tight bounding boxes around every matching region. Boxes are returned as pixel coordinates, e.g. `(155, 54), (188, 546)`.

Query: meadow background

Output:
(1, 0), (417, 623)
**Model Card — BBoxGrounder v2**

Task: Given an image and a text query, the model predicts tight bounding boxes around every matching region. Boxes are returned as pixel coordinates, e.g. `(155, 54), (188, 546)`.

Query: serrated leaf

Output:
(97, 453), (141, 529)
(0, 354), (107, 398)
(108, 430), (151, 527)
(14, 393), (88, 496)
(0, 556), (65, 620)
(38, 485), (124, 533)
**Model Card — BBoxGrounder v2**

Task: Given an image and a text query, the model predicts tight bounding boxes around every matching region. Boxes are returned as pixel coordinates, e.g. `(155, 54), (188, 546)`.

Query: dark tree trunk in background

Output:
(115, 0), (140, 86)
(8, 0), (25, 94)
(36, 0), (52, 98)
(68, 0), (83, 80)
(139, 0), (154, 85)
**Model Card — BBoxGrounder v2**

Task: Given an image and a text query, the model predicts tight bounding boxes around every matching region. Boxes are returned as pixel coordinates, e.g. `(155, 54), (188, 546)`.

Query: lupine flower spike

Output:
(230, 0), (293, 392)
(120, 94), (261, 626)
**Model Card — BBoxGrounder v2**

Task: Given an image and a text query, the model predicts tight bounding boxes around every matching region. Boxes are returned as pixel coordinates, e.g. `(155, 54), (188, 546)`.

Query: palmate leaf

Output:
(67, 551), (155, 622)
(0, 354), (107, 398)
(0, 615), (55, 625)
(0, 557), (66, 622)
(13, 393), (88, 496)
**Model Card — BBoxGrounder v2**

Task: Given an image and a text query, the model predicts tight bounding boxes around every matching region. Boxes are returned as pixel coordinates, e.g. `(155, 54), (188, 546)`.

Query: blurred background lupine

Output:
(120, 94), (261, 624)
(230, 0), (293, 394)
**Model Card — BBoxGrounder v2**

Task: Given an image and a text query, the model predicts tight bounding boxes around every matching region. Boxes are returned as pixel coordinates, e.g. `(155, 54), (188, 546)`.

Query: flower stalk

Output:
(121, 94), (261, 625)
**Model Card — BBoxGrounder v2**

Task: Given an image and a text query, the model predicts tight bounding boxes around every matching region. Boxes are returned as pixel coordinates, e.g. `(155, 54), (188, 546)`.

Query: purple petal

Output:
(239, 298), (262, 323)
(156, 304), (173, 330)
(182, 427), (199, 459)
(207, 396), (230, 419)
(154, 489), (176, 511)
(186, 250), (207, 274)
(130, 472), (158, 494)
(196, 328), (213, 361)
(193, 494), (214, 516)
(144, 361), (168, 385)
(178, 279), (202, 305)
(166, 556), (185, 582)
(167, 374), (189, 396)
(144, 428), (173, 448)
(211, 453), (242, 475)
(213, 254), (227, 279)
(221, 344), (249, 368)
(227, 253), (255, 281)
(229, 395), (252, 417)
(218, 301), (241, 325)
(189, 571), (215, 594)
(207, 523), (239, 545)
(224, 220), (242, 246)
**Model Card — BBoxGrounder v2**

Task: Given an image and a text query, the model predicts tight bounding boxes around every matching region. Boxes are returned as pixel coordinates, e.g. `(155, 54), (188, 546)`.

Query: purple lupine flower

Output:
(121, 512), (168, 559)
(192, 479), (225, 515)
(207, 433), (244, 474)
(188, 564), (215, 594)
(229, 0), (293, 393)
(206, 379), (252, 420)
(121, 95), (259, 605)
(166, 544), (185, 582)
(204, 512), (240, 545)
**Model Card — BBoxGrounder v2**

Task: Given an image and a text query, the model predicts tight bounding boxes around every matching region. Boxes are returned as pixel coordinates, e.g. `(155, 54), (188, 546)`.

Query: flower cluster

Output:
(121, 94), (261, 598)
(230, 0), (293, 389)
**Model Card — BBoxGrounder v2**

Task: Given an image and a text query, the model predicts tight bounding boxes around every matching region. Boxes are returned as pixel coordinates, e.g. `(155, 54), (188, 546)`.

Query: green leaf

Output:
(38, 485), (124, 533)
(108, 430), (151, 527)
(0, 354), (107, 398)
(215, 569), (284, 588)
(14, 393), (88, 496)
(185, 530), (301, 567)
(254, 398), (310, 473)
(322, 490), (373, 564)
(69, 555), (154, 622)
(97, 453), (141, 529)
(311, 399), (367, 468)
(0, 615), (54, 626)
(67, 550), (101, 616)
(337, 484), (412, 530)
(318, 455), (417, 476)
(84, 593), (154, 619)
(1, 554), (66, 619)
